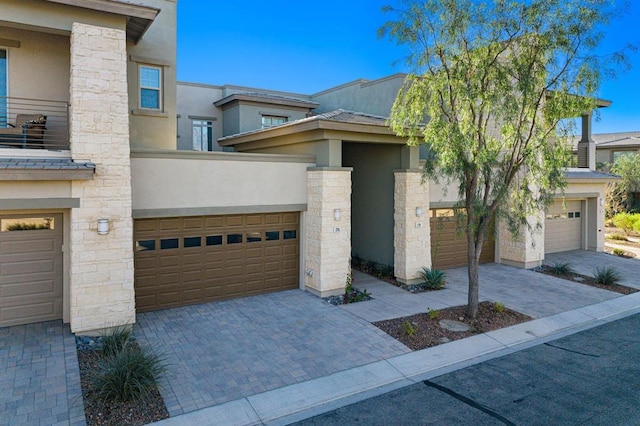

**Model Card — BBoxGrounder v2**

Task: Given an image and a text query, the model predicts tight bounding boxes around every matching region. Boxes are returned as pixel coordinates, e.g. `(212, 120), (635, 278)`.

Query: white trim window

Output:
(139, 65), (162, 110)
(192, 119), (213, 151)
(261, 115), (286, 129)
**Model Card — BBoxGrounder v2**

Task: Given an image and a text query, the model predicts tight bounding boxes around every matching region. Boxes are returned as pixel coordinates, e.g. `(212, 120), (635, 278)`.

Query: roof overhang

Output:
(214, 93), (319, 110)
(218, 115), (406, 152)
(45, 0), (160, 43)
(565, 168), (619, 182)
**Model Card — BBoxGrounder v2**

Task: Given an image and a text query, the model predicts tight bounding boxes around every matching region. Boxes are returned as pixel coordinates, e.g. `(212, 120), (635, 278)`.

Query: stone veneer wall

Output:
(69, 23), (135, 333)
(394, 170), (431, 283)
(305, 168), (352, 297)
(498, 212), (544, 269)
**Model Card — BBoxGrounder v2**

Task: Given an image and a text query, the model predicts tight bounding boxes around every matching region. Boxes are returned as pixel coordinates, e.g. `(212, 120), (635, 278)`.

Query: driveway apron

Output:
(0, 320), (85, 426)
(134, 290), (410, 416)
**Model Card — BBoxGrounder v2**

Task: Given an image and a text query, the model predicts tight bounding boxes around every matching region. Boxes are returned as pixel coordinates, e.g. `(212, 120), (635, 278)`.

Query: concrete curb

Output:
(152, 292), (640, 426)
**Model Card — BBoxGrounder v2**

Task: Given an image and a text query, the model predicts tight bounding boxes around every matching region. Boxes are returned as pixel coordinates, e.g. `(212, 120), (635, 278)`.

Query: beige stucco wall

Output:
(127, 0), (177, 150)
(176, 82), (224, 150)
(0, 181), (71, 198)
(1, 27), (70, 102)
(130, 151), (314, 213)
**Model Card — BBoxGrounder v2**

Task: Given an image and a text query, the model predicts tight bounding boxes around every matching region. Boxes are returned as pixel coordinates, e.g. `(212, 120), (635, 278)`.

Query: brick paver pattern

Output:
(135, 290), (410, 416)
(0, 321), (85, 426)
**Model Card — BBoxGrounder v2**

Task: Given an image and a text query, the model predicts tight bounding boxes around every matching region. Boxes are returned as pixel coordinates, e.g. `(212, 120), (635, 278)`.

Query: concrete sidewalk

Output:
(151, 255), (640, 426)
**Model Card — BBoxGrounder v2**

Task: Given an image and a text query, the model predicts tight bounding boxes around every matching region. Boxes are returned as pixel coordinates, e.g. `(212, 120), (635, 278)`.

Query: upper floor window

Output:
(193, 119), (213, 151)
(139, 65), (162, 110)
(261, 115), (287, 129)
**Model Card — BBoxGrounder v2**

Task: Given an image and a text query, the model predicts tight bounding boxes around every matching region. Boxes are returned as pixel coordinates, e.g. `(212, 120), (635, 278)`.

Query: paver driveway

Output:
(0, 320), (85, 426)
(546, 249), (640, 289)
(134, 290), (410, 416)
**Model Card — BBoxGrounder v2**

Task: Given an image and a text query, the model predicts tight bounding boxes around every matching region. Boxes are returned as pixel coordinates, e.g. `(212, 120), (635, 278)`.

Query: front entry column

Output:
(394, 170), (431, 284)
(304, 167), (352, 297)
(498, 212), (544, 269)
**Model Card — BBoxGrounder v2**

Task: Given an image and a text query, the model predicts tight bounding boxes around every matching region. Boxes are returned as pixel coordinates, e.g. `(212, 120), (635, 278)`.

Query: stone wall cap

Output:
(307, 166), (354, 172)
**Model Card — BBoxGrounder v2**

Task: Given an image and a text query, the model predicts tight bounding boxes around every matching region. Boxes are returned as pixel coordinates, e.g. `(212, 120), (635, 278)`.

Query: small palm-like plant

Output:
(419, 267), (446, 290)
(548, 262), (575, 277)
(593, 266), (622, 286)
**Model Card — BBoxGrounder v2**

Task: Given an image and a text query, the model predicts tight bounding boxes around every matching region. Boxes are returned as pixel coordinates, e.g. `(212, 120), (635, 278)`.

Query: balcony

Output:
(0, 97), (69, 151)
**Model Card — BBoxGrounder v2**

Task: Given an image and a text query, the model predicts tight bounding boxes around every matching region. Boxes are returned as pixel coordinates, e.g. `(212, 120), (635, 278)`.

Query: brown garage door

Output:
(0, 214), (63, 327)
(430, 209), (495, 270)
(134, 212), (300, 312)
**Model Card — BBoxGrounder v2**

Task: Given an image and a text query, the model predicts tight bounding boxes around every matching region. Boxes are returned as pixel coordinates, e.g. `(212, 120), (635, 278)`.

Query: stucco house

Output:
(0, 0), (616, 334)
(591, 131), (640, 169)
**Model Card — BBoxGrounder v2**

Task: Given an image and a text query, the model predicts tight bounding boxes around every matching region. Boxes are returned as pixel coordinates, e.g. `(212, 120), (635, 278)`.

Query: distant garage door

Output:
(0, 214), (63, 327)
(134, 212), (300, 312)
(430, 209), (495, 270)
(545, 200), (582, 254)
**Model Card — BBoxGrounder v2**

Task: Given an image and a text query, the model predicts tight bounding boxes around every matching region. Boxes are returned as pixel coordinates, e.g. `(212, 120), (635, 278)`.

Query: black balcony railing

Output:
(0, 97), (69, 150)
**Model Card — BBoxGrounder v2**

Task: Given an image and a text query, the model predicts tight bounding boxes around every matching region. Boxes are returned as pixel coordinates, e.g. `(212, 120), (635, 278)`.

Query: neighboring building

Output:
(592, 131), (640, 169)
(0, 0), (617, 334)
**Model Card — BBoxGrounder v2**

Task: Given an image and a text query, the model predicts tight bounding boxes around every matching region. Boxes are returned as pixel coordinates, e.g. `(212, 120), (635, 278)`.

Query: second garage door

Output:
(545, 200), (583, 254)
(430, 209), (495, 270)
(134, 212), (300, 312)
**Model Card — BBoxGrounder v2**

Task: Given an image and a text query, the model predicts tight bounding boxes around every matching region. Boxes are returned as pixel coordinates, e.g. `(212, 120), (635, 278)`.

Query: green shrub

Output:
(91, 343), (167, 403)
(427, 307), (440, 320)
(606, 233), (628, 241)
(101, 326), (133, 358)
(612, 213), (640, 235)
(419, 267), (447, 290)
(494, 301), (505, 314)
(612, 248), (626, 257)
(548, 262), (575, 277)
(593, 266), (622, 286)
(401, 321), (417, 336)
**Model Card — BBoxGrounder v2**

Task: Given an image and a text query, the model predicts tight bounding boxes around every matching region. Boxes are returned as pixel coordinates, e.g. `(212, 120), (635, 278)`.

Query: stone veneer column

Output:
(394, 170), (431, 284)
(498, 212), (545, 269)
(305, 167), (352, 297)
(69, 23), (134, 333)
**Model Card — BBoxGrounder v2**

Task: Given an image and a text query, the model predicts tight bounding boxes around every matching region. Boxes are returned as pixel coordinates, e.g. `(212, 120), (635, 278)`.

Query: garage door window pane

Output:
(266, 231), (280, 241)
(568, 212), (574, 218)
(227, 234), (243, 244)
(160, 238), (179, 250)
(206, 235), (223, 246)
(247, 232), (262, 242)
(283, 230), (297, 240)
(574, 212), (581, 218)
(1, 217), (54, 231)
(136, 240), (155, 251)
(184, 236), (201, 248)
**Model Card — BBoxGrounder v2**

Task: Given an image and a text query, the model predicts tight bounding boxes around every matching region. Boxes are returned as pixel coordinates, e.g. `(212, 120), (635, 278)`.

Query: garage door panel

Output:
(0, 213), (63, 326)
(430, 210), (495, 270)
(545, 201), (582, 254)
(134, 213), (300, 312)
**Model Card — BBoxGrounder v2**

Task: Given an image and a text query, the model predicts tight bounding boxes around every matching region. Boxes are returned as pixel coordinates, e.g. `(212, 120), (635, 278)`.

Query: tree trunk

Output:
(467, 230), (480, 319)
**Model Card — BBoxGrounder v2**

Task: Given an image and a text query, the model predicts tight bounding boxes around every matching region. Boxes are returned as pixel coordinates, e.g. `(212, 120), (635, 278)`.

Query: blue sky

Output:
(176, 1), (639, 134)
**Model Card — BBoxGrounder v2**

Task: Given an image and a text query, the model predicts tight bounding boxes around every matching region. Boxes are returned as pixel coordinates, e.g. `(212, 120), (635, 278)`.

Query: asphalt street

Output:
(293, 313), (640, 425)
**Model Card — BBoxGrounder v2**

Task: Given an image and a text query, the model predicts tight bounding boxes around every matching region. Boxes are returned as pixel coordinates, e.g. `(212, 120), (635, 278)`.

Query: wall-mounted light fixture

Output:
(415, 207), (423, 217)
(334, 209), (341, 221)
(97, 218), (110, 235)
(600, 198), (605, 207)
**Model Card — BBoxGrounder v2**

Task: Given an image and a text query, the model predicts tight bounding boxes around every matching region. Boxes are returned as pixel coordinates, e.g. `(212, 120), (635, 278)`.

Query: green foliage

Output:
(606, 233), (628, 241)
(612, 248), (626, 257)
(608, 153), (640, 216)
(427, 307), (440, 320)
(380, 0), (628, 318)
(6, 222), (51, 231)
(419, 267), (447, 290)
(593, 266), (622, 286)
(611, 213), (640, 235)
(100, 326), (133, 358)
(343, 271), (371, 304)
(91, 343), (167, 403)
(548, 262), (575, 277)
(401, 321), (417, 336)
(493, 301), (505, 314)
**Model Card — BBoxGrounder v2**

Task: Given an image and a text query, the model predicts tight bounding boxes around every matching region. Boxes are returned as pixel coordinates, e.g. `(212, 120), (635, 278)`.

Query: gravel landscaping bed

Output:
(374, 301), (532, 351)
(76, 337), (169, 426)
(534, 264), (638, 295)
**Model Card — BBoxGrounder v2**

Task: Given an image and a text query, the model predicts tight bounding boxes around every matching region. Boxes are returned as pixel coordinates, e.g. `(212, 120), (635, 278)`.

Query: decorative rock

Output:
(439, 337), (452, 344)
(573, 276), (585, 282)
(439, 319), (472, 332)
